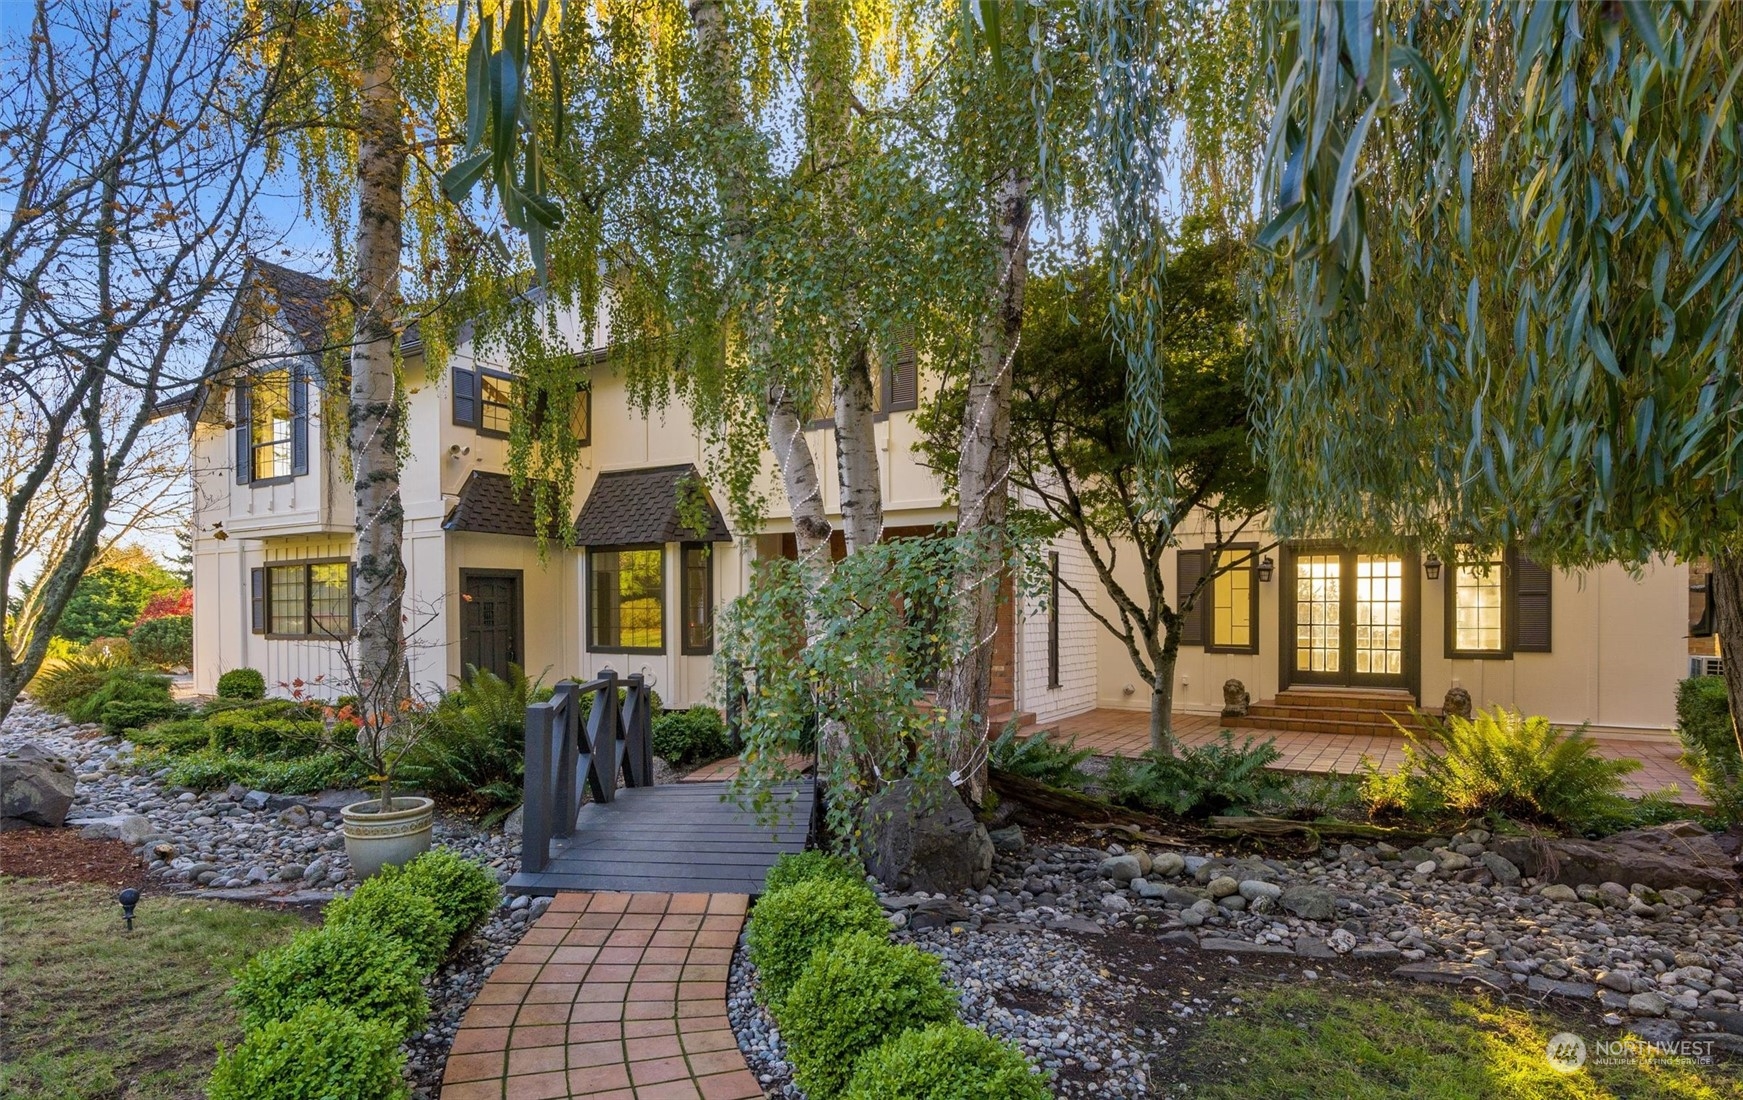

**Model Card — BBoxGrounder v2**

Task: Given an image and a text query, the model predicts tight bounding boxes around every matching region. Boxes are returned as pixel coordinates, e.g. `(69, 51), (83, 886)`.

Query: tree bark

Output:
(941, 168), (1030, 802)
(349, 17), (409, 707)
(1710, 552), (1743, 761)
(832, 343), (883, 553)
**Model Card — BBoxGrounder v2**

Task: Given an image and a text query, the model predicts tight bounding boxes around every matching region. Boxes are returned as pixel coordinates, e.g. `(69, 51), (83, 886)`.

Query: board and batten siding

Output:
(1018, 533), (1099, 724)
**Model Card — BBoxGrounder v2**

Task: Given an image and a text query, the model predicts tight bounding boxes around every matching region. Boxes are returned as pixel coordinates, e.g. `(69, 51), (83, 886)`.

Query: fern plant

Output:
(1103, 732), (1283, 818)
(987, 723), (1094, 789)
(1393, 708), (1641, 832)
(398, 665), (549, 824)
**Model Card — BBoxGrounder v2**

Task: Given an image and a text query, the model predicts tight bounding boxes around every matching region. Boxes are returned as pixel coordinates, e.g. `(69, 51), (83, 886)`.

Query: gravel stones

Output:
(1099, 854), (1143, 882)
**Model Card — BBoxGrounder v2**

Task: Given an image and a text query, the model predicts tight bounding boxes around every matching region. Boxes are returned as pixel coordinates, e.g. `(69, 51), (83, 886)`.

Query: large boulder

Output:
(0, 743), (76, 830)
(1494, 821), (1738, 895)
(859, 778), (993, 895)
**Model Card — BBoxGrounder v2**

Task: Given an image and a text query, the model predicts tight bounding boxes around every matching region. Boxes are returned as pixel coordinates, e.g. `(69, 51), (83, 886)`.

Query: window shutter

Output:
(250, 568), (265, 633)
(1177, 549), (1207, 646)
(290, 362), (310, 476)
(234, 378), (251, 484)
(889, 344), (918, 411)
(452, 366), (478, 427)
(1512, 553), (1552, 652)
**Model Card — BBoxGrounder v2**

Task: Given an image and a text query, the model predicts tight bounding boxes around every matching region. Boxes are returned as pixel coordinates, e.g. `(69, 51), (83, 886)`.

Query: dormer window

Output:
(234, 362), (309, 485)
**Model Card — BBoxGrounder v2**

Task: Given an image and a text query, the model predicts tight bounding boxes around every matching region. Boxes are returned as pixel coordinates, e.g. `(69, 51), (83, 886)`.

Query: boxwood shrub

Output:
(323, 873), (451, 972)
(230, 923), (429, 1038)
(388, 850), (501, 950)
(208, 1001), (408, 1100)
(650, 706), (733, 766)
(773, 931), (958, 1099)
(216, 667), (267, 700)
(841, 1021), (1051, 1100)
(746, 877), (888, 1008)
(762, 850), (865, 896)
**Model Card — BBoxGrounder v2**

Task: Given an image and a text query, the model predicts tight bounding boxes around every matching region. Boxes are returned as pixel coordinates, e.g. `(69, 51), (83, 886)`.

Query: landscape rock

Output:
(1148, 851), (1185, 877)
(1480, 852), (1521, 885)
(1279, 884), (1338, 920)
(988, 825), (1025, 853)
(1628, 991), (1668, 1017)
(859, 779), (992, 894)
(1099, 854), (1143, 882)
(0, 742), (76, 829)
(1494, 822), (1739, 894)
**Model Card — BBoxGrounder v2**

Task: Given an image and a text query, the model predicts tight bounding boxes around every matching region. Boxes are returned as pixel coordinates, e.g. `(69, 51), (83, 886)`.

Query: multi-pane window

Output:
(1451, 550), (1506, 654)
(1209, 549), (1256, 652)
(250, 367), (294, 480)
(1353, 555), (1405, 675)
(681, 544), (713, 654)
(263, 561), (351, 637)
(1294, 554), (1341, 672)
(589, 547), (664, 652)
(479, 370), (514, 435)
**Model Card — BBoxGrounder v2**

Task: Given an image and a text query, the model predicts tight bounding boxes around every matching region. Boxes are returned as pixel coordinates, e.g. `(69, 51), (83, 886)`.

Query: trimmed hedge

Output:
(100, 697), (185, 737)
(207, 1001), (408, 1100)
(762, 850), (865, 896)
(230, 923), (429, 1038)
(204, 708), (326, 758)
(323, 874), (451, 971)
(774, 931), (958, 1099)
(388, 849), (500, 950)
(216, 667), (267, 700)
(841, 1021), (1052, 1100)
(651, 706), (733, 767)
(745, 877), (888, 1008)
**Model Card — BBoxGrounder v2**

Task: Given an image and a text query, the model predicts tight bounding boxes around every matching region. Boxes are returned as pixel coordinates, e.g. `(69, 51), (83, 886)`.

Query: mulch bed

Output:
(0, 827), (145, 890)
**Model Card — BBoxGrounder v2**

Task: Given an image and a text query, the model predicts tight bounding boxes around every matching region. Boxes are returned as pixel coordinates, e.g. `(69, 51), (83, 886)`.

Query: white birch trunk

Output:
(832, 343), (883, 553)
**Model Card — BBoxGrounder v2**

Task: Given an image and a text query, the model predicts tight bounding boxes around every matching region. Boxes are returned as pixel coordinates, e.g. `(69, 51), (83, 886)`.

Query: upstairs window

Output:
(479, 370), (514, 436)
(589, 546), (664, 653)
(235, 364), (308, 484)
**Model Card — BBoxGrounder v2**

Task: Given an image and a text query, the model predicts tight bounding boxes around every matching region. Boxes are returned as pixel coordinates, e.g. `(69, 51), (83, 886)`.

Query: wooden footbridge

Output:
(505, 671), (813, 897)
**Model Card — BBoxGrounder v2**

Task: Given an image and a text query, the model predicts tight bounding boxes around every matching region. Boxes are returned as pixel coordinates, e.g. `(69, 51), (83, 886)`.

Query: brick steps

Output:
(1228, 688), (1440, 737)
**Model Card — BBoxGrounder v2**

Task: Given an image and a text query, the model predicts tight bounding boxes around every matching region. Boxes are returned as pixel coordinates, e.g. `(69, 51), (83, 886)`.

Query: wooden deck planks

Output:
(506, 778), (813, 897)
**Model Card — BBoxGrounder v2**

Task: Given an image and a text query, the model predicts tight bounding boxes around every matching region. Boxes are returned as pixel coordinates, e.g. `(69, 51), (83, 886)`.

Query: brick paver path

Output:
(441, 892), (762, 1100)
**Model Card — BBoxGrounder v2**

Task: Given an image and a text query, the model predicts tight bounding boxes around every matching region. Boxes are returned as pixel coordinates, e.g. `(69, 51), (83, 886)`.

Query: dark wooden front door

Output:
(460, 571), (522, 681)
(1281, 545), (1419, 694)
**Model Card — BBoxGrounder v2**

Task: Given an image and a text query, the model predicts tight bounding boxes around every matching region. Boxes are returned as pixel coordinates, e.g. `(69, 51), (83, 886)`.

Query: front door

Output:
(459, 571), (522, 681)
(1283, 546), (1417, 693)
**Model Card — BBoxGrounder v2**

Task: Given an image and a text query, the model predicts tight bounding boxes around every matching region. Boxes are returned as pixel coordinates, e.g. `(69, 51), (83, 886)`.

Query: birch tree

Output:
(0, 0), (283, 721)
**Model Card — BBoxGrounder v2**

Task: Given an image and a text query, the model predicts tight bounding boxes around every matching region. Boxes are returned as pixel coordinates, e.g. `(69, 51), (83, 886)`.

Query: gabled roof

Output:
(442, 471), (567, 540)
(249, 259), (335, 350)
(572, 464), (732, 546)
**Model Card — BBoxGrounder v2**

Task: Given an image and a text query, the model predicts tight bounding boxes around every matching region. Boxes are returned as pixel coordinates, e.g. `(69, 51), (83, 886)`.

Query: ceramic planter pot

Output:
(340, 795), (434, 879)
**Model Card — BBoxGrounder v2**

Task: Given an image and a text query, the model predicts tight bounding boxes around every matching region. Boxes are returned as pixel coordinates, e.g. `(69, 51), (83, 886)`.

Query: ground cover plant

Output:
(0, 876), (304, 1100)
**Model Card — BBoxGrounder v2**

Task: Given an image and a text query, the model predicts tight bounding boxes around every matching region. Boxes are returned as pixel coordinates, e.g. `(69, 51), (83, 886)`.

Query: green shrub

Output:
(129, 613), (192, 667)
(207, 1001), (408, 1100)
(199, 696), (320, 721)
(100, 697), (187, 737)
(204, 708), (326, 758)
(217, 667), (267, 700)
(398, 665), (546, 823)
(324, 874), (451, 972)
(83, 636), (136, 662)
(389, 850), (500, 948)
(747, 876), (888, 1008)
(26, 648), (148, 715)
(763, 850), (865, 896)
(164, 748), (355, 794)
(129, 716), (214, 753)
(651, 706), (732, 766)
(231, 923), (429, 1038)
(1101, 731), (1283, 817)
(1677, 676), (1742, 822)
(775, 931), (959, 1099)
(63, 667), (172, 724)
(842, 1021), (1050, 1100)
(1385, 708), (1640, 832)
(988, 724), (1094, 789)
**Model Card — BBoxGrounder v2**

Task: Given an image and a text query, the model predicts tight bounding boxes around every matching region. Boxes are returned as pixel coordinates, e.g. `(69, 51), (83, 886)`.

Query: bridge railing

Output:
(521, 668), (656, 874)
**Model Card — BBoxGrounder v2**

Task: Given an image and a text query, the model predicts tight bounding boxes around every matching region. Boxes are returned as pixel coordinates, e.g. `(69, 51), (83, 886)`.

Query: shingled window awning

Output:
(443, 471), (566, 539)
(572, 463), (732, 546)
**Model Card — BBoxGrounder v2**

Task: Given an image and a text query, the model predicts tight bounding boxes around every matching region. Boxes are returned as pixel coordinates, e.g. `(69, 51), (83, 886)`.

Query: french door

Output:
(1283, 545), (1418, 693)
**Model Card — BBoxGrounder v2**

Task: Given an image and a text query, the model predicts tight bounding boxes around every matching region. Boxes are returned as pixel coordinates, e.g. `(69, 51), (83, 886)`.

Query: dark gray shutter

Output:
(1177, 549), (1207, 646)
(250, 568), (266, 633)
(452, 366), (478, 427)
(234, 378), (251, 484)
(889, 345), (919, 411)
(1513, 553), (1552, 652)
(290, 362), (310, 476)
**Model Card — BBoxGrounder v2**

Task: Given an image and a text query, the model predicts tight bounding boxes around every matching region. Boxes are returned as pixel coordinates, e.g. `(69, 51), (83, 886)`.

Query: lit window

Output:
(1452, 550), (1505, 653)
(264, 561), (352, 637)
(250, 367), (294, 480)
(589, 547), (664, 652)
(681, 544), (713, 654)
(480, 371), (514, 435)
(1211, 549), (1254, 651)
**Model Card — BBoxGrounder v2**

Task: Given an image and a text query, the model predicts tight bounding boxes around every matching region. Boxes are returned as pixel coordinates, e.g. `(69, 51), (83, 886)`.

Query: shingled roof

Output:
(572, 464), (732, 546)
(443, 471), (567, 540)
(250, 260), (334, 349)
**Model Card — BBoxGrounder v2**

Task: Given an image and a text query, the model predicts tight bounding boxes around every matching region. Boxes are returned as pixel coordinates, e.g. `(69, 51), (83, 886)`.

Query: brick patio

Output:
(440, 892), (761, 1100)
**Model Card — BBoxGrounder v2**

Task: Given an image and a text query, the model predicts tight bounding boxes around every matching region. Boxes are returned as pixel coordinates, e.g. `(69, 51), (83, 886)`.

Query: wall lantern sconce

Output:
(1256, 556), (1275, 583)
(1424, 554), (1443, 581)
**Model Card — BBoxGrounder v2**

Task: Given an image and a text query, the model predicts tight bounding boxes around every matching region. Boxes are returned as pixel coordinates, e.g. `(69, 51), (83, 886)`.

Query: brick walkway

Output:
(1044, 708), (1704, 804)
(441, 892), (761, 1100)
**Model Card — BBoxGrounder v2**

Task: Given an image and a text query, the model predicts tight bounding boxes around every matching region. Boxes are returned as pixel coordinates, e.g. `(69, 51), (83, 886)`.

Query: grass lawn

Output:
(0, 875), (307, 1100)
(1178, 986), (1742, 1100)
